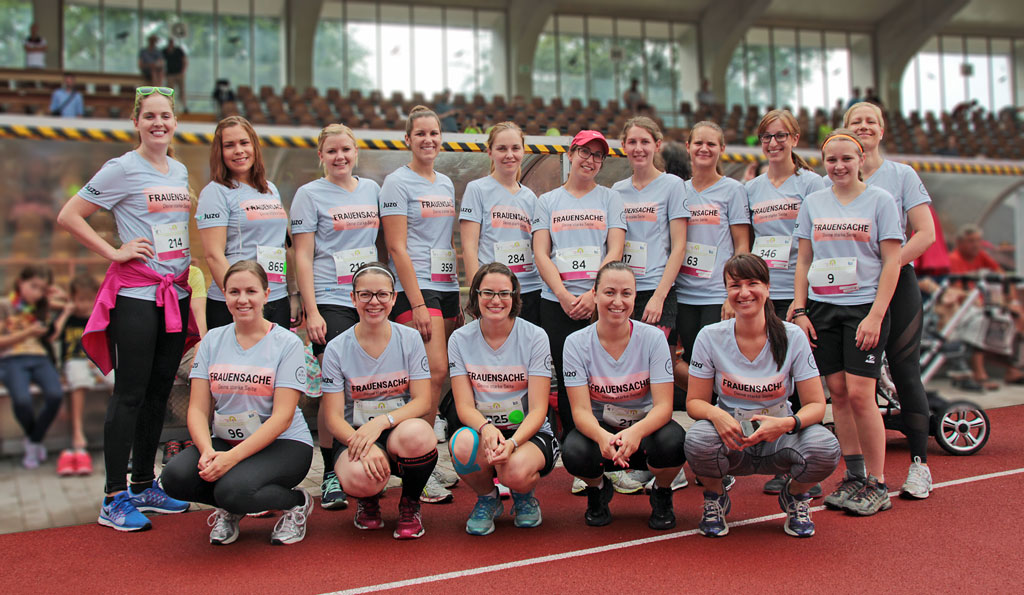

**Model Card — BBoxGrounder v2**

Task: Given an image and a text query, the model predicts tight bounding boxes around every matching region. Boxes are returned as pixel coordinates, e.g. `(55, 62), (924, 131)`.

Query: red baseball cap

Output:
(571, 130), (609, 154)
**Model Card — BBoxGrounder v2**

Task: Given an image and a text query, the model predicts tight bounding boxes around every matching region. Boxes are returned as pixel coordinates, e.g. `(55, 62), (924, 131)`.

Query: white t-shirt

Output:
(448, 318), (552, 432)
(79, 150), (191, 301)
(196, 181), (289, 302)
(675, 177), (750, 305)
(459, 176), (543, 293)
(320, 322), (431, 428)
(532, 185), (627, 301)
(746, 171), (826, 300)
(612, 173), (690, 291)
(689, 319), (819, 414)
(189, 323), (312, 446)
(562, 321), (674, 429)
(379, 166), (459, 293)
(793, 186), (903, 305)
(289, 177), (381, 308)
(865, 159), (932, 243)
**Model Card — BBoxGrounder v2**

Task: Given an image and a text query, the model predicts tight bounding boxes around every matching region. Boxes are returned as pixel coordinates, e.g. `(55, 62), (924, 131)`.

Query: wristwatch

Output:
(386, 413), (396, 428)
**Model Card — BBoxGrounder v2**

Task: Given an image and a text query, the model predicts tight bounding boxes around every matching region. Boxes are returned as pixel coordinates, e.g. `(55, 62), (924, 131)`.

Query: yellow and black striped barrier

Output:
(3, 122), (1022, 175)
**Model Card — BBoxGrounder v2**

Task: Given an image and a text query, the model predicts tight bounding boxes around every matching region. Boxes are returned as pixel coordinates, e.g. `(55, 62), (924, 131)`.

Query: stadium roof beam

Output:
(509, 0), (557, 98)
(287, 0), (325, 90)
(875, 0), (969, 111)
(698, 0), (772, 105)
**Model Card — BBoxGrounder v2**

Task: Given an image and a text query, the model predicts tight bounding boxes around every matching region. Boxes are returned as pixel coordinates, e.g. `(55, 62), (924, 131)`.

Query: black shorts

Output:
(333, 428), (400, 475)
(391, 289), (461, 323)
(311, 304), (359, 356)
(207, 296), (291, 331)
(807, 300), (890, 378)
(519, 290), (542, 326)
(503, 427), (560, 477)
(632, 288), (677, 331)
(771, 297), (792, 321)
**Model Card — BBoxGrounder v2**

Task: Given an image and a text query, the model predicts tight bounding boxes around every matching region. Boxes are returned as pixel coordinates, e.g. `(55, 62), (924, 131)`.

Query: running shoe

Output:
(722, 474), (736, 492)
(247, 510), (273, 518)
(33, 442), (47, 464)
(823, 471), (865, 510)
(208, 508), (243, 545)
(628, 469), (654, 485)
(432, 464), (460, 489)
(98, 492), (152, 532)
(899, 457), (932, 500)
(394, 496), (425, 539)
(494, 478), (511, 499)
(465, 493), (503, 536)
(74, 450), (93, 475)
(671, 468), (690, 490)
(584, 479), (614, 527)
(511, 490), (542, 528)
(605, 470), (644, 494)
(129, 480), (190, 514)
(420, 474), (454, 504)
(433, 417), (448, 443)
(779, 480), (815, 538)
(698, 490), (731, 537)
(57, 450), (77, 476)
(765, 474), (822, 498)
(161, 440), (181, 465)
(22, 439), (40, 470)
(271, 488), (313, 545)
(571, 476), (588, 496)
(843, 475), (892, 516)
(354, 495), (383, 530)
(320, 470), (348, 510)
(648, 485), (676, 530)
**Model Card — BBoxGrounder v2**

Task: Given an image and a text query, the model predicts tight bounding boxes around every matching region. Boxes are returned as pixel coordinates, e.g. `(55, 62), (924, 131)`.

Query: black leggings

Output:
(675, 303), (722, 364)
(104, 296), (189, 493)
(561, 420), (686, 478)
(886, 264), (930, 462)
(206, 296), (291, 331)
(162, 439), (312, 513)
(540, 299), (590, 438)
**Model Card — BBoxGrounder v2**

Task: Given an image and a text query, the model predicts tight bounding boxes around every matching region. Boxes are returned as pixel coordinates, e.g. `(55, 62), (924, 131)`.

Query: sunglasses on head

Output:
(136, 86), (175, 97)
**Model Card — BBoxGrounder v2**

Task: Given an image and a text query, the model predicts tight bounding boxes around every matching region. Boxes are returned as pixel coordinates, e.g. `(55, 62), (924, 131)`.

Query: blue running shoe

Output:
(698, 490), (730, 537)
(320, 470), (348, 510)
(779, 479), (815, 537)
(129, 480), (190, 514)
(511, 490), (542, 528)
(98, 492), (152, 532)
(465, 493), (503, 536)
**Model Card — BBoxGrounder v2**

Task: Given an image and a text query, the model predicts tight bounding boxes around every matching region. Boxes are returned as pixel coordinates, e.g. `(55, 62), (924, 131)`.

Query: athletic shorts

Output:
(312, 304), (359, 357)
(632, 288), (677, 332)
(333, 428), (399, 475)
(807, 300), (890, 378)
(64, 358), (114, 391)
(392, 289), (461, 323)
(504, 427), (560, 477)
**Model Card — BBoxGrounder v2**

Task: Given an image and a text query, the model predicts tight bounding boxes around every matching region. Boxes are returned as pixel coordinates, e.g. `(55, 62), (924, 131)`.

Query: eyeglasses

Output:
(574, 146), (605, 163)
(354, 290), (394, 303)
(136, 86), (175, 97)
(477, 289), (514, 300)
(759, 132), (790, 144)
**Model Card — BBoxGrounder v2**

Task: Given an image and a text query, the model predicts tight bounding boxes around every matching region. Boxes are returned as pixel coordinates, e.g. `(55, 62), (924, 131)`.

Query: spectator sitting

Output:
(845, 87), (862, 110)
(434, 89), (459, 133)
(49, 74), (84, 118)
(864, 87), (883, 108)
(212, 79), (235, 113)
(24, 23), (47, 69)
(138, 35), (165, 85)
(163, 37), (189, 113)
(696, 78), (716, 108)
(936, 135), (960, 157)
(624, 78), (651, 113)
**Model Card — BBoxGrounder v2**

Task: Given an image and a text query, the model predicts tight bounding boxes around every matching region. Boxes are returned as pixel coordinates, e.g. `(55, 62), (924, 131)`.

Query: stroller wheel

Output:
(934, 401), (990, 456)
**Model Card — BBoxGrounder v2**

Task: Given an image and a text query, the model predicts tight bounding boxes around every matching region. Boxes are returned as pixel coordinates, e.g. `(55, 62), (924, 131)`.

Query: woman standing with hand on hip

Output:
(197, 116), (290, 330)
(58, 86), (195, 532)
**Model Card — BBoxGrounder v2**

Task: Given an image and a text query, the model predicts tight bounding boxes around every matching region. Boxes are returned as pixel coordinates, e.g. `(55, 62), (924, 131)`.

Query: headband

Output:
(821, 134), (862, 152)
(352, 265), (395, 284)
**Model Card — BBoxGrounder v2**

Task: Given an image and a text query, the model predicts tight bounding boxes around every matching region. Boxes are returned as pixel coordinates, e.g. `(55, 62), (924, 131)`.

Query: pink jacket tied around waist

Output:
(82, 260), (199, 375)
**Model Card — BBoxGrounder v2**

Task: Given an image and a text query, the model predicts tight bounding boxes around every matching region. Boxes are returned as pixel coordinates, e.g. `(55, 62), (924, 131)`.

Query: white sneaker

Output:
(33, 442), (47, 464)
(431, 464), (459, 489)
(22, 439), (40, 470)
(270, 488), (312, 545)
(420, 473), (454, 504)
(670, 468), (689, 491)
(605, 470), (644, 494)
(571, 476), (588, 495)
(208, 508), (243, 545)
(494, 478), (511, 499)
(433, 417), (448, 443)
(899, 457), (932, 500)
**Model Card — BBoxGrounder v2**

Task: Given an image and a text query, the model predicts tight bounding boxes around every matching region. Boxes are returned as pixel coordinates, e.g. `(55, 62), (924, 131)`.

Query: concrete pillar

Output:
(698, 0), (770, 103)
(287, 0), (324, 89)
(32, 0), (61, 69)
(506, 0), (555, 98)
(874, 0), (969, 111)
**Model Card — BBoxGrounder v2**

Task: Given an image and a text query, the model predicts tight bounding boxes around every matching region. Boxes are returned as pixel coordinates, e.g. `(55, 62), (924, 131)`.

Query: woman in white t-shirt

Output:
(162, 260), (314, 546)
(320, 263), (439, 540)
(685, 254), (839, 538)
(197, 116), (290, 330)
(561, 262), (684, 530)
(447, 263), (557, 535)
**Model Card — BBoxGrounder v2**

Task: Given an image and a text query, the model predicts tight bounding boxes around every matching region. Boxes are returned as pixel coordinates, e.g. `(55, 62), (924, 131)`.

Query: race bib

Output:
(680, 242), (716, 278)
(212, 410), (261, 444)
(752, 236), (792, 270)
(430, 249), (457, 283)
(622, 241), (648, 277)
(729, 401), (789, 422)
(152, 222), (189, 261)
(602, 403), (649, 429)
(494, 240), (534, 274)
(353, 397), (405, 427)
(476, 396), (525, 430)
(808, 257), (858, 295)
(257, 245), (286, 283)
(554, 246), (600, 281)
(332, 246), (376, 284)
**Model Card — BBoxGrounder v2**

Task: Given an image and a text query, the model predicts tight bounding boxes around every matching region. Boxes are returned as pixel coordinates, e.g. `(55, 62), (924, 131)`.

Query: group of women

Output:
(54, 83), (934, 545)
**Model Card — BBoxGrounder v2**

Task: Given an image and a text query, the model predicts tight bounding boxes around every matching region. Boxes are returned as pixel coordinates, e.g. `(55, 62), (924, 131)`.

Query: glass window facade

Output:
(901, 34), (1020, 114)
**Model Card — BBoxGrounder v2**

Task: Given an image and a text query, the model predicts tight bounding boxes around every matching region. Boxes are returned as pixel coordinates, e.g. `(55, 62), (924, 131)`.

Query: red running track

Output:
(3, 405), (1023, 595)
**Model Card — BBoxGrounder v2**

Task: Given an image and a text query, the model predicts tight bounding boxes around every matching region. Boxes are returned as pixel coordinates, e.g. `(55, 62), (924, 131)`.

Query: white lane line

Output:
(324, 466), (1024, 595)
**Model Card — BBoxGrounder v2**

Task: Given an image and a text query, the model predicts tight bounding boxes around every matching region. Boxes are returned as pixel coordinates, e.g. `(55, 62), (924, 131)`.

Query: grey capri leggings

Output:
(684, 420), (840, 484)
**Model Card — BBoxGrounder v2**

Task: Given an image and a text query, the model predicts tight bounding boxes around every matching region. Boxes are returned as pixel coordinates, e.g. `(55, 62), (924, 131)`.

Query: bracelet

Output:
(787, 414), (802, 434)
(791, 307), (806, 316)
(412, 303), (427, 310)
(477, 419), (493, 434)
(792, 311), (808, 320)
(509, 438), (519, 451)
